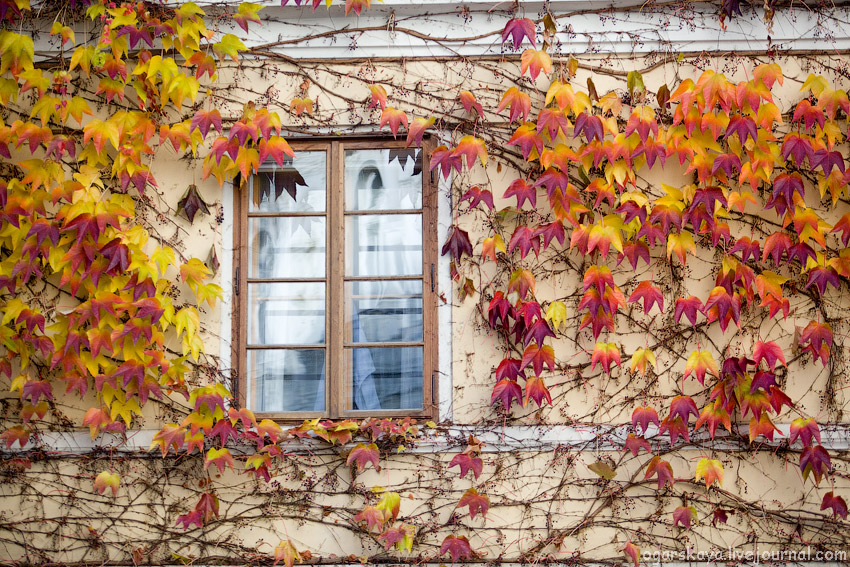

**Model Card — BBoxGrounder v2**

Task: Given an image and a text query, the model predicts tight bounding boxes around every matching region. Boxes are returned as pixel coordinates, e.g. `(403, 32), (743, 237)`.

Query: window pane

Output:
(249, 216), (326, 278)
(345, 347), (423, 411)
(344, 214), (422, 277)
(247, 349), (325, 412)
(248, 282), (325, 345)
(252, 152), (326, 213)
(345, 280), (422, 344)
(345, 148), (422, 211)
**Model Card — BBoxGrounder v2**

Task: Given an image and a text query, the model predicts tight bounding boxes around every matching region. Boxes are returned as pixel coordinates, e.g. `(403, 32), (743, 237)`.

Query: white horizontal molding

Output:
(229, 3), (850, 58)
(4, 422), (849, 456)
(28, 3), (850, 62)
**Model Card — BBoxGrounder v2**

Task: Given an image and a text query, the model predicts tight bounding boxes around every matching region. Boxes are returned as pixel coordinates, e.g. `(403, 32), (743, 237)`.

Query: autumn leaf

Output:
(629, 347), (656, 377)
(644, 456), (674, 489)
(623, 433), (651, 456)
(590, 342), (621, 374)
(627, 281), (664, 314)
(789, 418), (821, 447)
(497, 87), (531, 122)
(368, 84), (387, 109)
(178, 184), (210, 224)
(354, 505), (384, 532)
(460, 185), (494, 210)
(346, 442), (380, 472)
(520, 48), (552, 81)
(94, 470), (120, 497)
(673, 506), (697, 529)
(800, 445), (831, 484)
(502, 18), (536, 49)
(695, 458), (724, 488)
(458, 488), (489, 520)
(684, 350), (719, 385)
(459, 90), (484, 118)
(440, 535), (474, 562)
(273, 540), (300, 567)
(452, 135), (487, 168)
(623, 542), (640, 567)
(631, 406), (659, 433)
(821, 492), (848, 520)
(406, 116), (435, 147)
(588, 460), (617, 480)
(449, 452), (483, 480)
(441, 226), (473, 261)
(379, 106), (408, 137)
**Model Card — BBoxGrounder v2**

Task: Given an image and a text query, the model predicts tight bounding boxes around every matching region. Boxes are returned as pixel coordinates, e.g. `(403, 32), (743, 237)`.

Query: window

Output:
(234, 139), (438, 419)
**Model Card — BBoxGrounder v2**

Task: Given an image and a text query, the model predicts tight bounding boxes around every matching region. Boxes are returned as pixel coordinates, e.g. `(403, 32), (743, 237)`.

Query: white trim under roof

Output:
(215, 2), (850, 58)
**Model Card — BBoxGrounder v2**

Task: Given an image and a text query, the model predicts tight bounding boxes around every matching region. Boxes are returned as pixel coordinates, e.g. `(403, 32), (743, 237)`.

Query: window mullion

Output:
(328, 141), (345, 418)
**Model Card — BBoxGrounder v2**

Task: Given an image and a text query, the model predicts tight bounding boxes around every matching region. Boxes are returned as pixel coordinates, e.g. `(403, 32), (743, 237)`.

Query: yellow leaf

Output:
(545, 301), (567, 330)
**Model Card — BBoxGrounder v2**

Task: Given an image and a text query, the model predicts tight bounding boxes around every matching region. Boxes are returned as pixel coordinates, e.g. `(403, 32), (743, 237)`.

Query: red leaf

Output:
(789, 417), (821, 447)
(712, 508), (730, 526)
(524, 375), (552, 407)
(354, 505), (384, 532)
(694, 402), (732, 438)
(508, 226), (540, 260)
(502, 18), (536, 49)
(379, 107), (408, 137)
(644, 456), (674, 489)
(799, 321), (833, 366)
(458, 488), (489, 520)
(441, 226), (474, 261)
(669, 395), (699, 422)
(520, 48), (552, 81)
(452, 135), (487, 169)
(623, 433), (651, 456)
(429, 145), (463, 179)
(591, 342), (621, 374)
(491, 379), (523, 409)
(346, 442), (380, 472)
(520, 344), (555, 376)
(0, 426), (30, 449)
(368, 84), (387, 110)
(460, 186), (494, 210)
(752, 340), (785, 370)
(189, 109), (222, 138)
(800, 445), (831, 484)
(449, 453), (483, 480)
(627, 281), (664, 314)
(178, 184), (210, 224)
(821, 492), (848, 519)
(659, 415), (689, 445)
(440, 535), (474, 562)
(672, 506), (697, 529)
(631, 406), (659, 433)
(504, 178), (537, 209)
(497, 87), (531, 122)
(459, 90), (484, 118)
(623, 542), (640, 567)
(406, 116), (435, 148)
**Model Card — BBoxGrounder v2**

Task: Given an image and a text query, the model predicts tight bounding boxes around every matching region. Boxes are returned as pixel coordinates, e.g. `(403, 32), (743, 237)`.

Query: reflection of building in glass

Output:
(249, 149), (424, 413)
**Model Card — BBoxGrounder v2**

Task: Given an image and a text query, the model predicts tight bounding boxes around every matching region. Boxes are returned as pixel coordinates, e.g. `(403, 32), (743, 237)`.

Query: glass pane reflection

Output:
(248, 282), (325, 345)
(247, 349), (325, 412)
(345, 214), (422, 277)
(252, 152), (326, 213)
(249, 216), (326, 278)
(345, 280), (423, 344)
(344, 148), (422, 211)
(345, 347), (423, 411)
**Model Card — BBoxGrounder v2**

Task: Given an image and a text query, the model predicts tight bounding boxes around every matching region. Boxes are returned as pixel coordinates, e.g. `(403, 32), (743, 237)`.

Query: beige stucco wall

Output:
(2, 37), (850, 565)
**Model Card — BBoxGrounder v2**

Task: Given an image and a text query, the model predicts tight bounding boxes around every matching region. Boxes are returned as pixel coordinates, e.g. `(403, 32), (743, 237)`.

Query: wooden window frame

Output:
(233, 137), (439, 421)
